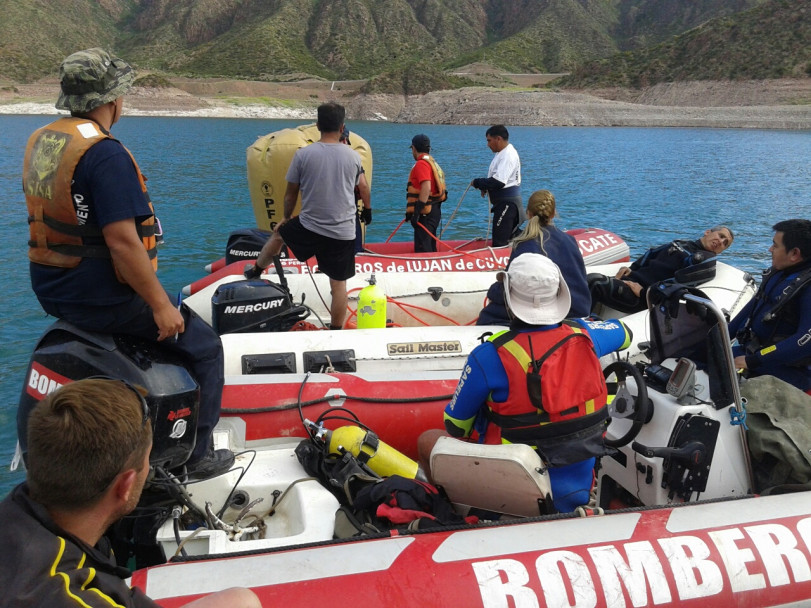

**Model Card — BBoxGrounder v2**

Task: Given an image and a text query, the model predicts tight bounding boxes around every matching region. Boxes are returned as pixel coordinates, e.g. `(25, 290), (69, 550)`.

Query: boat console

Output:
(598, 283), (752, 508)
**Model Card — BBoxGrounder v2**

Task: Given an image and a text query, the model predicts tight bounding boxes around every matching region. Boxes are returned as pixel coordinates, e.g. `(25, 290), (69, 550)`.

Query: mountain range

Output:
(0, 0), (807, 89)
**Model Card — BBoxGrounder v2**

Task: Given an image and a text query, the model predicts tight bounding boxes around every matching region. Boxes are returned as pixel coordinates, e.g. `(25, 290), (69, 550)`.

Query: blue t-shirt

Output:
(30, 137), (153, 306)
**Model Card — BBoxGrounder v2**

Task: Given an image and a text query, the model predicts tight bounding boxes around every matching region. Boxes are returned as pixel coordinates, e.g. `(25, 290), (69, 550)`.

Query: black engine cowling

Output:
(211, 278), (309, 334)
(18, 320), (199, 471)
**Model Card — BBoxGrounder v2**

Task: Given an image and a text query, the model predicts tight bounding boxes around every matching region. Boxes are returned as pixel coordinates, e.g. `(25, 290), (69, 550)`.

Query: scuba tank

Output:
(306, 420), (425, 481)
(357, 273), (387, 329)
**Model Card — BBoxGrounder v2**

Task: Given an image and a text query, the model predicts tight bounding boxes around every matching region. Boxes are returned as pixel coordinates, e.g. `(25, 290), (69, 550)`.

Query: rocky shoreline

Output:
(1, 79), (809, 129)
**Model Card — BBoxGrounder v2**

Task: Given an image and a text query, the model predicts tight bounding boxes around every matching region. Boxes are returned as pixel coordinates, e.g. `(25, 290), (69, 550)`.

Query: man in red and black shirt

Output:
(406, 134), (446, 253)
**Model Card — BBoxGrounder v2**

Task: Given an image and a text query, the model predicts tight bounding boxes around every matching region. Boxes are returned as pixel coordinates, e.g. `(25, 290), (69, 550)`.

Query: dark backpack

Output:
(294, 438), (475, 538)
(294, 439), (381, 507)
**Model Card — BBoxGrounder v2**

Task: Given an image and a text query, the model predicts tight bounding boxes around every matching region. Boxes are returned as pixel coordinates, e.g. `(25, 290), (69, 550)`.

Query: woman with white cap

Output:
(441, 254), (630, 512)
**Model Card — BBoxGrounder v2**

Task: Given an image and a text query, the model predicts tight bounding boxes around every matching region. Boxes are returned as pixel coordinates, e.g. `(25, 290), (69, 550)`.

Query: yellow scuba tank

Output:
(356, 273), (387, 329)
(327, 425), (424, 480)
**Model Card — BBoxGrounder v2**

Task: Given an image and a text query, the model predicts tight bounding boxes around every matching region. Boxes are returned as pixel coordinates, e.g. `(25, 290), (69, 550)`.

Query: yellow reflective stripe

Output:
(584, 399), (595, 415)
(443, 411), (475, 435)
(80, 568), (96, 591)
(501, 340), (531, 370)
(619, 321), (632, 350)
(50, 537), (67, 576)
(50, 536), (126, 608)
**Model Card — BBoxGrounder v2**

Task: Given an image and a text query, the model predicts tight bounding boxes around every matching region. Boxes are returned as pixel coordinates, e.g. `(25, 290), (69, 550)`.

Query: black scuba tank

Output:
(17, 320), (199, 471)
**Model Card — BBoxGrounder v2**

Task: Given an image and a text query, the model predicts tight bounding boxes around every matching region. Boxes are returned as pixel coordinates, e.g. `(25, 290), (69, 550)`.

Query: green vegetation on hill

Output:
(559, 0), (810, 87)
(362, 62), (476, 95)
(0, 0), (133, 81)
(0, 0), (806, 91)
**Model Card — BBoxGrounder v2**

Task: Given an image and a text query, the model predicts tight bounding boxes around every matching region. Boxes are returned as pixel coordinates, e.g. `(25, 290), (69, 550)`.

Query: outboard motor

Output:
(17, 320), (199, 471)
(224, 227), (291, 265)
(211, 278), (309, 334)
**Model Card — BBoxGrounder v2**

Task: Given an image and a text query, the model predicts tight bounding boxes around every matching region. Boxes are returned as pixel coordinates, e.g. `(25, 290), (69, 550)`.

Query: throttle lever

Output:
(631, 441), (706, 466)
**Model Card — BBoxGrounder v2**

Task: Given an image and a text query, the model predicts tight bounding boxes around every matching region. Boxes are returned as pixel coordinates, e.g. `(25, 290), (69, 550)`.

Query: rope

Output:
(385, 218), (406, 243)
(306, 266), (330, 314)
(439, 184), (472, 240)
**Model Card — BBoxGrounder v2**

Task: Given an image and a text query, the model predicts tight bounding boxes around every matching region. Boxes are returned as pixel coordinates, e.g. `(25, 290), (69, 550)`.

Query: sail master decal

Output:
(387, 341), (462, 356)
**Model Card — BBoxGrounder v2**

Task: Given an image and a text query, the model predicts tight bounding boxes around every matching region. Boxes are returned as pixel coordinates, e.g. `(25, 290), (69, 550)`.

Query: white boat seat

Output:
(430, 436), (553, 517)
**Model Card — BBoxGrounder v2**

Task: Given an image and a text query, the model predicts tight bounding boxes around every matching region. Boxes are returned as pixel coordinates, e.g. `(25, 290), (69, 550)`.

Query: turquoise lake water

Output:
(1, 115), (809, 495)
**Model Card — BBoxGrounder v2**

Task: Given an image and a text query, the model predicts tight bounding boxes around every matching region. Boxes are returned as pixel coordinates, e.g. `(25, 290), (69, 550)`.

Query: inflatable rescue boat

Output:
(125, 281), (809, 607)
(191, 226), (631, 296)
(18, 258), (811, 607)
(178, 261), (757, 456)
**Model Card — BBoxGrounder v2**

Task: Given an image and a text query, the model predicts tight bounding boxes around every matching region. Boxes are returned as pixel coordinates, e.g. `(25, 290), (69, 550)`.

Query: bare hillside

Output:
(2, 77), (809, 129)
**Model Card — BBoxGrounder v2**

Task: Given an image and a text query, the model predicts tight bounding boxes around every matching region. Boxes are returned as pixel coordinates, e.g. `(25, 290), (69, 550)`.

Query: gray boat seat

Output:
(430, 436), (554, 517)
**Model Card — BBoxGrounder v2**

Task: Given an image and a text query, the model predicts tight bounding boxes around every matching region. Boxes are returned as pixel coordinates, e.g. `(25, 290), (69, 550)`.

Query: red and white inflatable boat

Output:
(186, 227), (630, 297)
(130, 282), (810, 607)
(175, 261), (756, 459)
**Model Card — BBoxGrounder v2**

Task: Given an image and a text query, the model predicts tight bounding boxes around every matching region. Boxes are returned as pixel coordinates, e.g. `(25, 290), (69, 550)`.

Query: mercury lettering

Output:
(473, 518), (811, 607)
(228, 248), (262, 258)
(224, 299), (285, 314)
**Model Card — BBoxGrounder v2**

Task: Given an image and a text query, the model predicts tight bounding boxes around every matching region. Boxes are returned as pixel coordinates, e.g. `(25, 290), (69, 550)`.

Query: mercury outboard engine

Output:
(224, 227), (292, 265)
(211, 277), (309, 334)
(17, 320), (199, 471)
(224, 227), (270, 265)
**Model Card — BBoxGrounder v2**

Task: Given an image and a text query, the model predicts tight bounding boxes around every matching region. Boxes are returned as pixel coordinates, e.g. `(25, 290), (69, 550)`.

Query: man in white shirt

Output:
(471, 124), (525, 246)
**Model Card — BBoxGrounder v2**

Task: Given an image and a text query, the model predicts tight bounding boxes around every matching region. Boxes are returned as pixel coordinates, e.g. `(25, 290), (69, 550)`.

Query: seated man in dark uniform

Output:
(23, 48), (231, 479)
(588, 225), (734, 313)
(729, 219), (811, 394)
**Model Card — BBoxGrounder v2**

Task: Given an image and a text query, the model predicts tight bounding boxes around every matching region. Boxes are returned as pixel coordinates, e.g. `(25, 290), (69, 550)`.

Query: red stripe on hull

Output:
(140, 497), (811, 607)
(221, 375), (456, 458)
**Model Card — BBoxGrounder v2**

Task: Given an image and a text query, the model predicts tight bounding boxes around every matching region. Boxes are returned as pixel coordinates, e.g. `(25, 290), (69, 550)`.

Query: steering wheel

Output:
(603, 360), (651, 447)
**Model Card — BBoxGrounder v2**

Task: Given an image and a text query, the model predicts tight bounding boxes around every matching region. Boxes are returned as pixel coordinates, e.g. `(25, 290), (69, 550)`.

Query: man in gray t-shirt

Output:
(287, 141), (362, 241)
(245, 102), (372, 330)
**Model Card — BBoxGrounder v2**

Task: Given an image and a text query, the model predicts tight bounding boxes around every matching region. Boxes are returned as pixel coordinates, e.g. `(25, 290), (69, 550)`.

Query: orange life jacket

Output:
(23, 117), (157, 282)
(484, 325), (609, 464)
(405, 154), (448, 215)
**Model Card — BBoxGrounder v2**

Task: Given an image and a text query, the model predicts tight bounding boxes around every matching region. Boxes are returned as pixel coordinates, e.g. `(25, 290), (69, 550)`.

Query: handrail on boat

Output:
(682, 293), (756, 493)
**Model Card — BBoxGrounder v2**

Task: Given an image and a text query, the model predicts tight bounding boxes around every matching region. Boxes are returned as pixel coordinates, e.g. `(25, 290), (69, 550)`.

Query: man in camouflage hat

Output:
(55, 47), (135, 113)
(22, 48), (233, 479)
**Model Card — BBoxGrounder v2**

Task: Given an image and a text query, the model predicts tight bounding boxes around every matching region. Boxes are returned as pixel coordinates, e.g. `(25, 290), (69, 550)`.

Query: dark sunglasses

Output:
(85, 375), (150, 427)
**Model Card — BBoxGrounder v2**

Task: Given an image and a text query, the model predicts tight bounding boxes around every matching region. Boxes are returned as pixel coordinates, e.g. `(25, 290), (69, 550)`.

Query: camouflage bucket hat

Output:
(55, 48), (135, 114)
